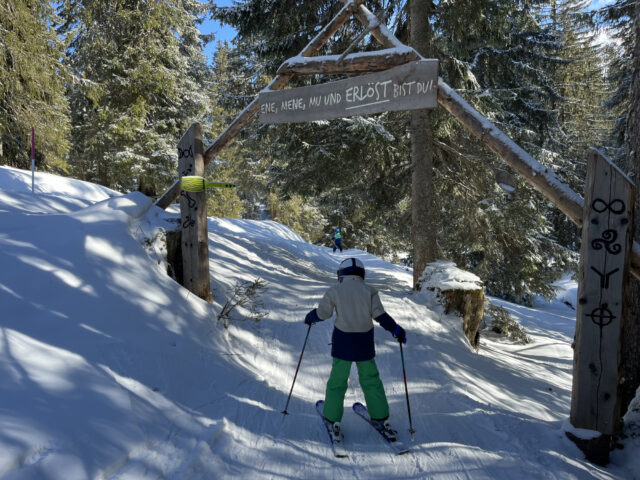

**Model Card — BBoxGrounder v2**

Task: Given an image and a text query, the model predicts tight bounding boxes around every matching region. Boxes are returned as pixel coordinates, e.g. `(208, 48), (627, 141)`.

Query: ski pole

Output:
(282, 323), (312, 415)
(399, 341), (416, 435)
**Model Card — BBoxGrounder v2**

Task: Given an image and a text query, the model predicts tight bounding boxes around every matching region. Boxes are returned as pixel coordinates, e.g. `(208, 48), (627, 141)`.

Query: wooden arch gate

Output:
(155, 0), (638, 455)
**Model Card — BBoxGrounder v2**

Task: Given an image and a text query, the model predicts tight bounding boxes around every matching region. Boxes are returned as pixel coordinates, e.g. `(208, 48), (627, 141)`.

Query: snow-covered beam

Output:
(437, 78), (640, 280)
(276, 48), (420, 75)
(351, 2), (405, 50)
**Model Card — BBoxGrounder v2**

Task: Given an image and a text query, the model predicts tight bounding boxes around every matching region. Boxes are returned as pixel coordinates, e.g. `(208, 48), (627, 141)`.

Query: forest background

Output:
(0, 0), (635, 305)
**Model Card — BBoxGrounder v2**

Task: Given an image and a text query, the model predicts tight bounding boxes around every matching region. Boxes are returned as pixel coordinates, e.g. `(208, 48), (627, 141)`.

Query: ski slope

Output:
(0, 165), (637, 479)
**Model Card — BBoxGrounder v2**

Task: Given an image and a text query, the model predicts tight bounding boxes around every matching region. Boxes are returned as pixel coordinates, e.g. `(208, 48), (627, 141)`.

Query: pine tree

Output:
(401, 0), (581, 301)
(60, 0), (210, 195)
(535, 0), (613, 251)
(205, 42), (250, 218)
(598, 0), (635, 166)
(409, 0), (439, 288)
(0, 0), (70, 171)
(212, 0), (348, 75)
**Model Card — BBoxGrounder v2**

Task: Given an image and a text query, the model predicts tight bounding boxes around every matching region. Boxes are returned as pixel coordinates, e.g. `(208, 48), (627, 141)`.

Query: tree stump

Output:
(442, 288), (485, 349)
(419, 260), (485, 349)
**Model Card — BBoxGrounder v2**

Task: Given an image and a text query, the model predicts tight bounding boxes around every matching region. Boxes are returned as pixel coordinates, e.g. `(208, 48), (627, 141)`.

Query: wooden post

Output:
(178, 123), (212, 302)
(571, 149), (635, 437)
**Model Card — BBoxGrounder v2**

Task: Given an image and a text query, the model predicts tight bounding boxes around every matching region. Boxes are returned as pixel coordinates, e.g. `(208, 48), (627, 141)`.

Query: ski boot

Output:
(371, 419), (397, 442)
(329, 421), (343, 444)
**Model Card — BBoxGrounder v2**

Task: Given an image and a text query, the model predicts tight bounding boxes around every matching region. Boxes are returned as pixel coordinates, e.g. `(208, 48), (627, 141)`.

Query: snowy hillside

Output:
(0, 165), (638, 479)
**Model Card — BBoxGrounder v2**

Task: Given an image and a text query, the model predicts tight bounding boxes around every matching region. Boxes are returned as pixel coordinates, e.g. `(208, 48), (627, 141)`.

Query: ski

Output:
(352, 402), (411, 455)
(316, 400), (348, 458)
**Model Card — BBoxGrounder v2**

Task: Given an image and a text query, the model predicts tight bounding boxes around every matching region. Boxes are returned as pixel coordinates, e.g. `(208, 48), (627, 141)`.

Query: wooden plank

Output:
(352, 1), (405, 49)
(571, 149), (635, 434)
(276, 48), (420, 75)
(259, 60), (438, 124)
(178, 123), (212, 302)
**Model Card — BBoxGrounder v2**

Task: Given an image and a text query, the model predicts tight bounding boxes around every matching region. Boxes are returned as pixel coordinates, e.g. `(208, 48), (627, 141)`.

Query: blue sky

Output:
(199, 0), (615, 62)
(200, 0), (236, 61)
(590, 0), (614, 8)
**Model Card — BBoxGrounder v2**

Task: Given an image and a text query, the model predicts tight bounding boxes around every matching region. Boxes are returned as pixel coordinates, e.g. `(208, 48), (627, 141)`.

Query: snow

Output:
(418, 259), (484, 291)
(1, 165), (638, 479)
(280, 46), (416, 71)
(498, 182), (516, 193)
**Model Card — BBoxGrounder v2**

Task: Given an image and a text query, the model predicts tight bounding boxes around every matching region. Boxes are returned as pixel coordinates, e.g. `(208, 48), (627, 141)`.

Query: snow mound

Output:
(210, 217), (305, 244)
(418, 259), (484, 291)
(0, 165), (120, 201)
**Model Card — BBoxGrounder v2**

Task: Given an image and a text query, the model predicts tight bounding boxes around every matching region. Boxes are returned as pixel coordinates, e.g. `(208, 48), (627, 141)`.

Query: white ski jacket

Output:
(317, 276), (386, 333)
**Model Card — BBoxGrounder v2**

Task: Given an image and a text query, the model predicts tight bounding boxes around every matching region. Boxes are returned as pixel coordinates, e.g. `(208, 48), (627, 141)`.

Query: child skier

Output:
(331, 228), (343, 253)
(304, 257), (406, 443)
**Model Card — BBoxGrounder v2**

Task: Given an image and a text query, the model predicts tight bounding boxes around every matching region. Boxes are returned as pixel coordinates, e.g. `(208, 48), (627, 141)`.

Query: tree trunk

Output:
(621, 2), (640, 422)
(410, 0), (438, 288)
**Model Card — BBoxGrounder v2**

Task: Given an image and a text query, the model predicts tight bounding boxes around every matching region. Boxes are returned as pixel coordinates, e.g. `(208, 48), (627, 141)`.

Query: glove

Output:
(392, 325), (406, 344)
(304, 309), (321, 325)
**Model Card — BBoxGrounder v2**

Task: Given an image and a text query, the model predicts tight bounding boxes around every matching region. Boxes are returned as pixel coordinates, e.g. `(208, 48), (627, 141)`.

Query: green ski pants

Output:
(323, 357), (389, 423)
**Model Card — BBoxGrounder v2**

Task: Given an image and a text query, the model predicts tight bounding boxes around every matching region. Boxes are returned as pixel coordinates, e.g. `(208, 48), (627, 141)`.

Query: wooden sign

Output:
(178, 123), (212, 302)
(258, 59), (438, 123)
(570, 149), (635, 434)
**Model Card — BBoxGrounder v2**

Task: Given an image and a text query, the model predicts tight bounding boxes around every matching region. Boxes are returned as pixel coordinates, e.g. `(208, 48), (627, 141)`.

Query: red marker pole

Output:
(31, 126), (35, 193)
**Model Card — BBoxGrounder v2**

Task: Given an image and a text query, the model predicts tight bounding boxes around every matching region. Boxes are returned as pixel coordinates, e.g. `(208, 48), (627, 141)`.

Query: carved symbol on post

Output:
(182, 215), (195, 229)
(591, 229), (621, 255)
(592, 198), (625, 214)
(178, 145), (193, 160)
(181, 166), (193, 177)
(590, 266), (620, 289)
(586, 304), (615, 327)
(180, 191), (197, 209)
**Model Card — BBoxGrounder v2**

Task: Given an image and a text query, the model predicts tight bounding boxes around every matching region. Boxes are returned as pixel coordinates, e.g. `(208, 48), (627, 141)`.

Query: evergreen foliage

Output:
(485, 303), (532, 344)
(59, 0), (210, 195)
(536, 1), (613, 250)
(266, 192), (326, 242)
(596, 0), (635, 172)
(213, 0), (350, 75)
(205, 42), (249, 218)
(0, 0), (70, 171)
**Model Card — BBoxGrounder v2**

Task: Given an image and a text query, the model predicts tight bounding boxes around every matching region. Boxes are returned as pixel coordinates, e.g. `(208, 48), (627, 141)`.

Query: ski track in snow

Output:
(0, 166), (635, 479)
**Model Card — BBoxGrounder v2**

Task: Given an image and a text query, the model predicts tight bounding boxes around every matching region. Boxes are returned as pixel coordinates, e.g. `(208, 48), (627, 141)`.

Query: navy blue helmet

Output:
(337, 258), (365, 279)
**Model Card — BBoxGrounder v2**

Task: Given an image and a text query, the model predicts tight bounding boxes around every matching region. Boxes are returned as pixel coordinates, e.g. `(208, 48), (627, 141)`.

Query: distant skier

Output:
(304, 257), (406, 443)
(331, 228), (343, 253)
